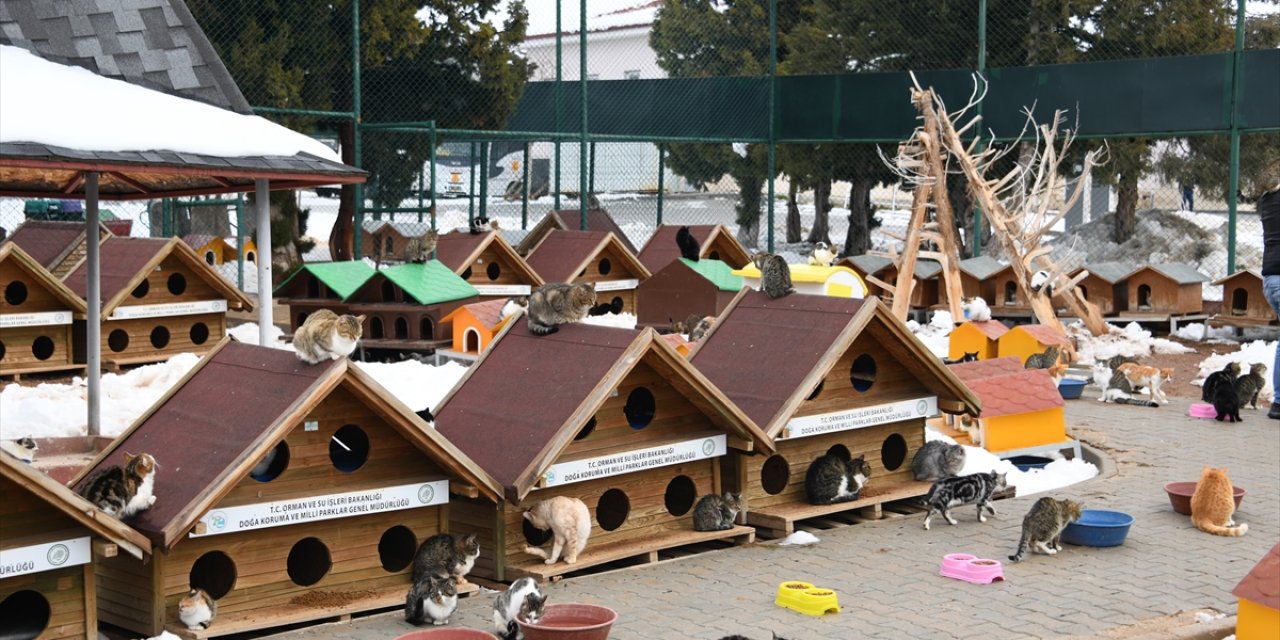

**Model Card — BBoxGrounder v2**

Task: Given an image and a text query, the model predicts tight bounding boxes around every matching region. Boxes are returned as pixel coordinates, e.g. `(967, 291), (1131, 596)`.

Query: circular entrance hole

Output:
(596, 488), (629, 531)
(761, 455), (790, 495)
(150, 325), (171, 349)
(624, 387), (656, 430)
(522, 514), (554, 546)
(378, 526), (417, 572)
(31, 336), (54, 361)
(574, 416), (597, 441)
(190, 322), (210, 345)
(329, 424), (370, 472)
(189, 551), (237, 599)
(250, 441), (290, 482)
(287, 538), (331, 586)
(0, 590), (51, 640)
(825, 444), (852, 461)
(461, 267), (473, 280)
(664, 475), (697, 516)
(486, 262), (501, 280)
(108, 329), (129, 352)
(598, 258), (612, 276)
(0, 339), (6, 361)
(850, 354), (877, 392)
(807, 380), (824, 401)
(131, 279), (149, 298)
(881, 433), (908, 471)
(4, 280), (28, 305)
(709, 250), (720, 260)
(167, 273), (187, 296)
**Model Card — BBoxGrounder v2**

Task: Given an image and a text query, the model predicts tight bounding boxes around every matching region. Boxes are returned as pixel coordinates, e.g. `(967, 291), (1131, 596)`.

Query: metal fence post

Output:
(521, 142), (530, 229)
(351, 0), (363, 260)
(579, 0), (588, 231)
(767, 0), (777, 253)
(85, 172), (100, 437)
(554, 0), (563, 211)
(1227, 0), (1245, 273)
(236, 194), (245, 290)
(657, 143), (665, 226)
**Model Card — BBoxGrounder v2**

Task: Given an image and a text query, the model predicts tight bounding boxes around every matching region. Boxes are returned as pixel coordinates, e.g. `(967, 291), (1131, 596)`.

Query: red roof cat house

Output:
(689, 291), (981, 537)
(435, 322), (773, 582)
(514, 208), (638, 256)
(1, 455), (150, 640)
(1, 243), (87, 378)
(1233, 541), (1280, 640)
(69, 339), (500, 639)
(524, 230), (651, 316)
(4, 219), (113, 279)
(636, 224), (751, 273)
(947, 357), (1073, 457)
(433, 231), (544, 301)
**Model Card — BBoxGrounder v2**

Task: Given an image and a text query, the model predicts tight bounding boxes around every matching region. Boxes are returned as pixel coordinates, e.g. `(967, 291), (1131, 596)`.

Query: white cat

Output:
(961, 296), (992, 322)
(0, 436), (38, 463)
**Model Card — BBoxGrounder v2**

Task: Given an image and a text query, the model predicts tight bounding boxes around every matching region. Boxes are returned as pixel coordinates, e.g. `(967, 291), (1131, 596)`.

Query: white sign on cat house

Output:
(0, 536), (91, 578)
(110, 299), (228, 320)
(189, 480), (448, 537)
(781, 396), (938, 440)
(474, 284), (532, 296)
(0, 310), (72, 327)
(540, 435), (727, 488)
(594, 279), (641, 292)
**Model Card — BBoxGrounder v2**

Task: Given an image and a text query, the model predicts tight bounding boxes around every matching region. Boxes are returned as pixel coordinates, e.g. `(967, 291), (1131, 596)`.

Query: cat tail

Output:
(1008, 530), (1030, 563)
(526, 317), (559, 336)
(523, 545), (550, 560)
(1193, 518), (1248, 537)
(498, 620), (520, 640)
(1113, 398), (1159, 408)
(404, 582), (427, 625)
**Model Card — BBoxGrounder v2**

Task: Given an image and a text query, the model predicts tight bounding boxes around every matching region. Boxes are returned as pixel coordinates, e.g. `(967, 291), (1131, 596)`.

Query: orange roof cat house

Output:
(1233, 541), (1280, 640)
(68, 339), (500, 639)
(438, 298), (517, 359)
(997, 324), (1071, 366)
(689, 291), (981, 538)
(514, 208), (638, 256)
(948, 357), (1071, 456)
(948, 320), (1009, 362)
(433, 230), (544, 301)
(64, 237), (253, 368)
(1213, 270), (1275, 327)
(1, 455), (150, 640)
(524, 230), (651, 316)
(434, 322), (773, 582)
(1, 243), (87, 378)
(635, 224), (751, 273)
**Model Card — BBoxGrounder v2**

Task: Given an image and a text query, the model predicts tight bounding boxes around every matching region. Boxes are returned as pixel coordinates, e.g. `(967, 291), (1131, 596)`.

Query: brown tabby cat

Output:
(412, 533), (480, 586)
(752, 252), (794, 299)
(1190, 467), (1247, 537)
(293, 309), (365, 364)
(526, 283), (596, 336)
(523, 496), (592, 564)
(403, 228), (440, 263)
(1023, 345), (1061, 370)
(1234, 362), (1267, 410)
(1008, 497), (1082, 562)
(692, 492), (746, 531)
(688, 316), (715, 343)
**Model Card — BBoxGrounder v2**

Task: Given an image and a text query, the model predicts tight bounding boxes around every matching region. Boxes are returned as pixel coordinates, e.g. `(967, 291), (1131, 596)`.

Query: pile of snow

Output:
(907, 310), (956, 358)
(1194, 339), (1276, 403)
(354, 359), (468, 414)
(777, 531), (821, 546)
(582, 312), (638, 330)
(1065, 320), (1193, 364)
(215, 261), (259, 294)
(926, 428), (1099, 496)
(227, 322), (291, 350)
(1173, 322), (1244, 343)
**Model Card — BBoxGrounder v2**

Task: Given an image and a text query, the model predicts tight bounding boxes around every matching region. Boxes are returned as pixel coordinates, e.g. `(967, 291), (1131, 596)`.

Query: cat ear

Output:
(356, 315), (367, 323)
(522, 510), (533, 522)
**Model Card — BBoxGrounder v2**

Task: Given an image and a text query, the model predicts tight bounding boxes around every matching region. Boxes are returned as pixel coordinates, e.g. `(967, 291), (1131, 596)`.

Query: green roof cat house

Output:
(69, 339), (500, 639)
(344, 260), (479, 350)
(274, 260), (376, 332)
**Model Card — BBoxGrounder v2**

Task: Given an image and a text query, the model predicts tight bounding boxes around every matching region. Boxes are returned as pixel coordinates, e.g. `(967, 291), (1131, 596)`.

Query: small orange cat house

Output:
(635, 224), (751, 273)
(1214, 270), (1275, 327)
(182, 235), (237, 266)
(435, 322), (773, 582)
(948, 357), (1071, 456)
(69, 339), (500, 639)
(434, 230), (544, 301)
(1233, 541), (1280, 640)
(439, 298), (516, 358)
(524, 230), (651, 316)
(948, 320), (1009, 362)
(1, 243), (87, 378)
(689, 291), (981, 538)
(997, 324), (1071, 366)
(1, 454), (150, 640)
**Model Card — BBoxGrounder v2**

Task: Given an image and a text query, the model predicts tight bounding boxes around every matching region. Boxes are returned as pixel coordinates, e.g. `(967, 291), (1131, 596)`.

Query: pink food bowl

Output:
(940, 553), (1005, 584)
(1188, 403), (1216, 419)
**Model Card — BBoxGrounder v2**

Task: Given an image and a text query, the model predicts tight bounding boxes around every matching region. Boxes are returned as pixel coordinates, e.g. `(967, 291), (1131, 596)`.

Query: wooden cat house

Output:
(514, 208), (638, 256)
(437, 298), (517, 360)
(68, 339), (501, 639)
(947, 357), (1073, 457)
(1212, 270), (1275, 327)
(344, 260), (480, 350)
(360, 220), (433, 263)
(434, 322), (773, 582)
(1117, 263), (1209, 317)
(1233, 541), (1280, 640)
(635, 224), (751, 273)
(635, 258), (743, 330)
(1064, 262), (1133, 316)
(839, 255), (940, 308)
(4, 219), (113, 279)
(524, 230), (651, 315)
(997, 324), (1071, 366)
(182, 235), (237, 266)
(63, 237), (254, 368)
(1, 454), (151, 640)
(733, 263), (868, 300)
(434, 230), (544, 301)
(1, 243), (87, 378)
(987, 261), (1032, 317)
(274, 261), (376, 332)
(688, 291), (981, 538)
(948, 320), (1009, 362)
(954, 255), (1007, 303)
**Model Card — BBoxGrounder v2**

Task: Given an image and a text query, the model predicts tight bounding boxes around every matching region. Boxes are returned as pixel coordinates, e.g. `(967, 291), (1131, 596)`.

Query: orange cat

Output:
(1116, 363), (1174, 405)
(1047, 362), (1068, 385)
(1189, 467), (1247, 537)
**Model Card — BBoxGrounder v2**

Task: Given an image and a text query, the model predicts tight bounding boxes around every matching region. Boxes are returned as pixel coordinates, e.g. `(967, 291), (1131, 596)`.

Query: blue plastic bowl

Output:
(1058, 378), (1086, 399)
(1006, 455), (1053, 472)
(1061, 509), (1134, 547)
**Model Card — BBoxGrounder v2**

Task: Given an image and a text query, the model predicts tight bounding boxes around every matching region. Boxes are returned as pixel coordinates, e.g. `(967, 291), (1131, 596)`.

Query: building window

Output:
(624, 70), (641, 80)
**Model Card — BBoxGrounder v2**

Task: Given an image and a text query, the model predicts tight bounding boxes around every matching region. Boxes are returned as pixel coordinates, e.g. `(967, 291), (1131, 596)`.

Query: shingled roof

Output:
(947, 356), (1024, 382)
(274, 261), (377, 301)
(363, 260), (480, 305)
(433, 230), (543, 286)
(964, 369), (1064, 417)
(1008, 324), (1072, 347)
(434, 322), (773, 502)
(636, 224), (750, 273)
(0, 242), (87, 315)
(958, 255), (1008, 281)
(1234, 541), (1280, 612)
(1075, 261), (1135, 284)
(1141, 262), (1211, 285)
(524, 230), (650, 283)
(959, 320), (1011, 341)
(64, 236), (252, 315)
(515, 208), (638, 255)
(69, 339), (502, 550)
(3, 219), (110, 271)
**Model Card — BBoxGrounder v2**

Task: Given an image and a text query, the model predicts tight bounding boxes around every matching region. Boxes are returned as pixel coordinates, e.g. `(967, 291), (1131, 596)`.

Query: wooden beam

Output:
(61, 171), (85, 194)
(106, 171), (152, 194)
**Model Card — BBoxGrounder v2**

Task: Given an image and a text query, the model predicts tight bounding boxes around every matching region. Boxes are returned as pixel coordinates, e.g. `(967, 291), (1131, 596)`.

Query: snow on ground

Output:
(926, 427), (1099, 497)
(1194, 340), (1277, 401)
(1064, 320), (1194, 364)
(906, 310), (956, 358)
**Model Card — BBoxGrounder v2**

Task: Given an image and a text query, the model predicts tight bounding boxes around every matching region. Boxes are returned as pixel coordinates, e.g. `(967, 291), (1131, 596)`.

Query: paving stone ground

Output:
(260, 391), (1279, 640)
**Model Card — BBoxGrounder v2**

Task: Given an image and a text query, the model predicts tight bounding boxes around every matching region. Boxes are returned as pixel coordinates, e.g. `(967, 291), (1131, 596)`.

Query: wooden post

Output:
(914, 90), (966, 320)
(891, 183), (930, 321)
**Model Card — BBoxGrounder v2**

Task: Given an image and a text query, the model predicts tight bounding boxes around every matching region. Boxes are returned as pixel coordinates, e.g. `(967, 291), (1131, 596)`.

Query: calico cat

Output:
(526, 283), (596, 336)
(492, 576), (546, 638)
(523, 496), (592, 565)
(676, 225), (700, 261)
(910, 440), (965, 482)
(804, 449), (872, 505)
(1115, 363), (1174, 405)
(943, 351), (979, 365)
(752, 252), (794, 299)
(688, 316), (715, 343)
(404, 574), (458, 626)
(0, 435), (38, 463)
(921, 471), (1007, 531)
(1201, 361), (1242, 403)
(961, 296), (992, 322)
(293, 309), (365, 364)
(501, 295), (529, 320)
(78, 452), (158, 518)
(178, 588), (217, 630)
(1008, 497), (1082, 562)
(412, 533), (480, 587)
(1212, 378), (1242, 422)
(403, 228), (440, 263)
(1023, 345), (1061, 370)
(692, 492), (746, 531)
(1234, 362), (1267, 410)
(1190, 467), (1247, 537)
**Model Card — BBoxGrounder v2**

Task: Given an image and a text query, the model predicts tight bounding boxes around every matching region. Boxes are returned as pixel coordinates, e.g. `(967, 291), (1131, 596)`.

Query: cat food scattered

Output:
(288, 589), (378, 608)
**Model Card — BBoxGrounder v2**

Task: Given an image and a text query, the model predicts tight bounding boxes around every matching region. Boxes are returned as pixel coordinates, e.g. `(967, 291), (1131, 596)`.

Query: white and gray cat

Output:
(1008, 496), (1082, 562)
(178, 588), (217, 630)
(493, 576), (547, 639)
(692, 492), (746, 531)
(293, 309), (365, 364)
(804, 449), (871, 505)
(78, 452), (158, 518)
(1, 435), (38, 463)
(404, 573), (458, 626)
(526, 283), (596, 336)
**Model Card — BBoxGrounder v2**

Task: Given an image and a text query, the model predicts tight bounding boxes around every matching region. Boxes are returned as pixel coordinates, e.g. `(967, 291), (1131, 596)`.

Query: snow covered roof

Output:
(527, 1), (660, 39)
(958, 255), (1008, 281)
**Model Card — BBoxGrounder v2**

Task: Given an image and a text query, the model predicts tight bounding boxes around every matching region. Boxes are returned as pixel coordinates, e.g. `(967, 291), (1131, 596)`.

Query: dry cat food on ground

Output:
(288, 589), (379, 608)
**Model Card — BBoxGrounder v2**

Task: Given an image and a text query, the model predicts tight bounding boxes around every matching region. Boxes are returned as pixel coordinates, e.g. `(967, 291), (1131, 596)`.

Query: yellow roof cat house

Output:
(733, 262), (867, 299)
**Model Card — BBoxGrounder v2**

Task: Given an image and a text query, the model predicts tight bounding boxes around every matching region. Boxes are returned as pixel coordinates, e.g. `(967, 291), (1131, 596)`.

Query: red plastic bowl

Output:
(517, 603), (618, 640)
(395, 629), (497, 640)
(1163, 481), (1246, 515)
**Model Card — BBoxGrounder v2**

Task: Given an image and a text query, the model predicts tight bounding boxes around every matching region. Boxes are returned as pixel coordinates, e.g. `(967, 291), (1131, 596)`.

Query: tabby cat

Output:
(293, 309), (365, 364)
(676, 225), (700, 261)
(404, 574), (458, 626)
(492, 576), (546, 638)
(1212, 377), (1242, 423)
(178, 588), (217, 630)
(910, 440), (966, 482)
(692, 492), (746, 531)
(921, 471), (1007, 531)
(523, 496), (592, 565)
(1190, 467), (1247, 537)
(688, 316), (715, 343)
(1008, 497), (1082, 562)
(1023, 345), (1061, 370)
(526, 283), (596, 336)
(1093, 364), (1159, 407)
(752, 252), (794, 299)
(403, 228), (440, 263)
(1234, 362), (1267, 410)
(0, 435), (38, 463)
(1104, 354), (1137, 371)
(1201, 361), (1242, 403)
(804, 449), (872, 505)
(78, 452), (158, 518)
(412, 532), (480, 587)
